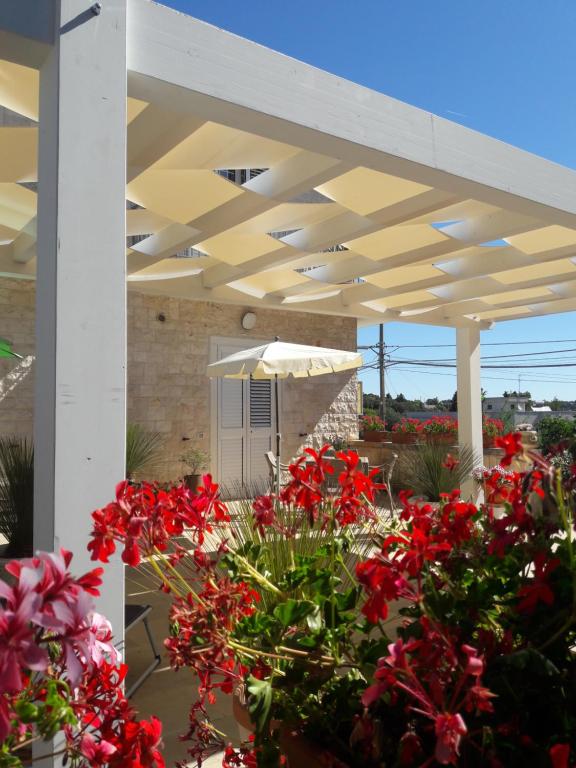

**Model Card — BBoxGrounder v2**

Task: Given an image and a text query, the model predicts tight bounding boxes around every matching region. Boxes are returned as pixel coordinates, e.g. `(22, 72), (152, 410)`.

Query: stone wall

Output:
(0, 279), (359, 481)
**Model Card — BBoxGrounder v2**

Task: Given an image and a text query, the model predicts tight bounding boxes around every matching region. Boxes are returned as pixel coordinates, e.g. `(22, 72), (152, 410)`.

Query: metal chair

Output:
(124, 604), (162, 697)
(370, 452), (398, 513)
(264, 451), (292, 493)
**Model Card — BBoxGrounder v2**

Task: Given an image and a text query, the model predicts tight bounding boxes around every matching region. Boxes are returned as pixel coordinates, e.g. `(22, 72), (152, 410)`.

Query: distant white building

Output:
(532, 405), (552, 413)
(483, 394), (530, 413)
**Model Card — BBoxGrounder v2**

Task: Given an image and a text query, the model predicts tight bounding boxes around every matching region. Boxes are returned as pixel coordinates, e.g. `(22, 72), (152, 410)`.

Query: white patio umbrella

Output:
(206, 339), (362, 495)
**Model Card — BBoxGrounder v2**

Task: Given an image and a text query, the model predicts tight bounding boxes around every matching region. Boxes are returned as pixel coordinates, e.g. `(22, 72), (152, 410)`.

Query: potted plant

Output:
(359, 415), (391, 442)
(395, 442), (477, 502)
(86, 436), (576, 768)
(180, 446), (209, 492)
(422, 415), (458, 445)
(391, 417), (423, 444)
(482, 416), (505, 449)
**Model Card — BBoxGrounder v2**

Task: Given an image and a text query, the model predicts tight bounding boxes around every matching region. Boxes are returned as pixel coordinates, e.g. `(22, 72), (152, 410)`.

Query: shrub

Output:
(537, 416), (576, 457)
(0, 436), (34, 557)
(125, 423), (164, 479)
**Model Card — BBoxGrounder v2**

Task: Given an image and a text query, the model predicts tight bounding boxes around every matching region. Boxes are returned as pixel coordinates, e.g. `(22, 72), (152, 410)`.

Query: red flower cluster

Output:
(356, 434), (576, 766)
(89, 477), (230, 567)
(272, 446), (382, 528)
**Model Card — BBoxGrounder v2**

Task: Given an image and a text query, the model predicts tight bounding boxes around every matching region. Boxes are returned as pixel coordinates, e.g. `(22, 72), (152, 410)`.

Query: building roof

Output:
(2, 0), (576, 327)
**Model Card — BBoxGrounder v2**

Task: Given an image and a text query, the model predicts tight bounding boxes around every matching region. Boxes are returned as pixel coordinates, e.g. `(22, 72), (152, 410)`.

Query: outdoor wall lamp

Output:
(241, 312), (257, 330)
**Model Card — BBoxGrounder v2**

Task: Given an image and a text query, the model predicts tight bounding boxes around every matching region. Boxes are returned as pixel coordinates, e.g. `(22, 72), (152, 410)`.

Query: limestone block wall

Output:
(128, 291), (359, 480)
(0, 279), (359, 481)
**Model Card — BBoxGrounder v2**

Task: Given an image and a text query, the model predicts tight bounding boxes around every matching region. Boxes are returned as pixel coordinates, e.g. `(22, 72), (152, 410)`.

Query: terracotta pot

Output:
(425, 433), (457, 445)
(483, 436), (497, 449)
(184, 473), (202, 494)
(362, 430), (392, 442)
(391, 432), (420, 445)
(233, 694), (343, 767)
(279, 726), (337, 768)
(232, 692), (282, 734)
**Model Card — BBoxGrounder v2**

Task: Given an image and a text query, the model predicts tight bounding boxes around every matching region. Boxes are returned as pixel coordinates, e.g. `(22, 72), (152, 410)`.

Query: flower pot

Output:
(233, 695), (336, 768)
(483, 436), (498, 449)
(233, 691), (283, 742)
(391, 432), (420, 445)
(425, 433), (456, 445)
(279, 726), (338, 768)
(362, 430), (392, 443)
(184, 473), (202, 494)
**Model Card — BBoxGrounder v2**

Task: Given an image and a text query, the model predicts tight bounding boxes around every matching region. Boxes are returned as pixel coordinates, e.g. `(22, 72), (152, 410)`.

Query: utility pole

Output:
(378, 324), (386, 424)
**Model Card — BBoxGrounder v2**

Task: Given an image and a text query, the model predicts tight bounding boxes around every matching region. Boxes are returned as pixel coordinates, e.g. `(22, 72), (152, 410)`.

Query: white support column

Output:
(456, 326), (483, 500)
(34, 0), (127, 641)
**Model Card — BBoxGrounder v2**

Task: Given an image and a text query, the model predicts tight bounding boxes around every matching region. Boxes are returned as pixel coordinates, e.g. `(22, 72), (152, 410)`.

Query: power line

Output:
(381, 339), (576, 348)
(392, 347), (576, 363)
(388, 367), (576, 385)
(387, 359), (576, 369)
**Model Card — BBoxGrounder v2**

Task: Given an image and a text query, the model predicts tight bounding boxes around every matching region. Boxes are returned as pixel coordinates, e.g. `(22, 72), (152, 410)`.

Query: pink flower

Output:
(0, 592), (47, 694)
(80, 733), (117, 764)
(89, 612), (120, 666)
(462, 644), (484, 677)
(434, 713), (467, 765)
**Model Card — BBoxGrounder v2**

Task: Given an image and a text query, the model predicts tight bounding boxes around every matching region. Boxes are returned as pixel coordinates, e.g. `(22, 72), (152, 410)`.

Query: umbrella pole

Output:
(275, 373), (281, 498)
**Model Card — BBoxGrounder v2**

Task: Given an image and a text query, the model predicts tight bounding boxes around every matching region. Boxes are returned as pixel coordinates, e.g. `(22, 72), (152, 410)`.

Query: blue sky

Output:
(164, 0), (576, 401)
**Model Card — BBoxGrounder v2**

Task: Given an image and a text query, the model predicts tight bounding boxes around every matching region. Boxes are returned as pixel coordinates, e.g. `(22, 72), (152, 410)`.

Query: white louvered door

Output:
(215, 341), (275, 492)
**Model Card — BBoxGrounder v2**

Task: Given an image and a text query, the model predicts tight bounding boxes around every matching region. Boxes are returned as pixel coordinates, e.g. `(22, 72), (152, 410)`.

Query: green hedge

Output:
(536, 416), (576, 456)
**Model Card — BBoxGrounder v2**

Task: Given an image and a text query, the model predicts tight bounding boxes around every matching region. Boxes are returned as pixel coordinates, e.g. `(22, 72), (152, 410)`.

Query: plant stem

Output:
(233, 554), (282, 594)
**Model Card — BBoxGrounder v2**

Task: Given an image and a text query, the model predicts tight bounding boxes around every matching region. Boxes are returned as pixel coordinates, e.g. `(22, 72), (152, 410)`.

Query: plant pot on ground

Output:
(483, 418), (505, 451)
(425, 433), (456, 445)
(180, 446), (209, 492)
(391, 418), (422, 445)
(362, 430), (393, 442)
(359, 415), (388, 442)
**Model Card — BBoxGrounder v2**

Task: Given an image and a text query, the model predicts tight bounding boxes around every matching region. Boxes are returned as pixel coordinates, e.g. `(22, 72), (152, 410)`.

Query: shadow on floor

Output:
(126, 571), (237, 767)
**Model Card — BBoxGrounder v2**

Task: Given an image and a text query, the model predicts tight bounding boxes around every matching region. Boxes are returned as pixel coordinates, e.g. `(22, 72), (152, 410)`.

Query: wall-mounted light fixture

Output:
(241, 311), (257, 330)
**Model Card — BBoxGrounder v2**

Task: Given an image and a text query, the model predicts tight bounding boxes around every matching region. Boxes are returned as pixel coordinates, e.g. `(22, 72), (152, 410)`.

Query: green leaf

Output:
(306, 605), (322, 631)
(273, 599), (316, 628)
(13, 700), (38, 723)
(247, 675), (273, 733)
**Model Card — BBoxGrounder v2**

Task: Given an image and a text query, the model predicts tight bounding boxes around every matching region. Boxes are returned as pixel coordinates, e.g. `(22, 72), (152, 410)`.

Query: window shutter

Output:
(250, 379), (272, 428)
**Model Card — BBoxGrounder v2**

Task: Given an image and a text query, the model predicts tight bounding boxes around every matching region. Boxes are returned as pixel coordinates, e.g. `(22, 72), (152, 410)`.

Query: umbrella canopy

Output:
(206, 340), (362, 380)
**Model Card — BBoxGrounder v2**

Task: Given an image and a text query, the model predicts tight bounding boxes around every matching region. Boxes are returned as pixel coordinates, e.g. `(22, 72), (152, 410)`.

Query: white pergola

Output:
(2, 0), (576, 690)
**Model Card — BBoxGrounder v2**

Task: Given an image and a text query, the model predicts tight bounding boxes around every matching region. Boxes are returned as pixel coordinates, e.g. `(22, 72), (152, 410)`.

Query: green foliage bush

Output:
(537, 416), (576, 457)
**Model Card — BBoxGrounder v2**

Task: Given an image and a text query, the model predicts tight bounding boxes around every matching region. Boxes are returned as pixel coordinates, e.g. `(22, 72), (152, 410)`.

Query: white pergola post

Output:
(456, 326), (483, 500)
(34, 0), (127, 642)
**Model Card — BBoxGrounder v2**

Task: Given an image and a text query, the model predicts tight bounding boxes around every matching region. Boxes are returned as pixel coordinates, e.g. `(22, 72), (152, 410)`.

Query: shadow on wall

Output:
(0, 355), (34, 403)
(0, 355), (35, 438)
(283, 371), (359, 460)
